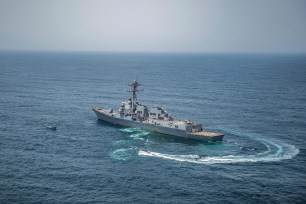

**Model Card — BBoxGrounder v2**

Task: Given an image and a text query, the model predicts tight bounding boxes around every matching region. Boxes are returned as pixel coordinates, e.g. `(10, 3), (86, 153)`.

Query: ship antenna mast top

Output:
(128, 80), (141, 113)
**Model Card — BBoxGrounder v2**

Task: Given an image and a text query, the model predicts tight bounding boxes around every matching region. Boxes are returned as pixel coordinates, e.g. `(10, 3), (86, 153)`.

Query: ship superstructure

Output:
(92, 80), (224, 141)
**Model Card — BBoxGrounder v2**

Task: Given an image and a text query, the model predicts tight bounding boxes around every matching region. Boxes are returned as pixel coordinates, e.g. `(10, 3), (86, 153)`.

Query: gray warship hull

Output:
(93, 107), (224, 142)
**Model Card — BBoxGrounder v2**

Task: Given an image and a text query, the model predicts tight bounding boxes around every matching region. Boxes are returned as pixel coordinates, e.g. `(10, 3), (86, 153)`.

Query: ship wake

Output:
(138, 130), (299, 164)
(110, 147), (137, 161)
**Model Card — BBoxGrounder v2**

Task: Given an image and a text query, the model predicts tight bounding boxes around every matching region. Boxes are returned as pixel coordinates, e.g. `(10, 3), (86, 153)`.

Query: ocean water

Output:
(0, 51), (305, 203)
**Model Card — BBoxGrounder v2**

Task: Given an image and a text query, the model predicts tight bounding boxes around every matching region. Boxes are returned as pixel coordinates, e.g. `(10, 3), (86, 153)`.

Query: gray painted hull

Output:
(93, 108), (223, 142)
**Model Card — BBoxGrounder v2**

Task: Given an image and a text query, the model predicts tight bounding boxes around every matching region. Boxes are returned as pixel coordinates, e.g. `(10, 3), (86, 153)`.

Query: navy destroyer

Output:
(92, 80), (224, 141)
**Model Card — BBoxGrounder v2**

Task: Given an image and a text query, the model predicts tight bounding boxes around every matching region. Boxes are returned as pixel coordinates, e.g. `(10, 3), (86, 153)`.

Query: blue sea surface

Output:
(0, 52), (305, 203)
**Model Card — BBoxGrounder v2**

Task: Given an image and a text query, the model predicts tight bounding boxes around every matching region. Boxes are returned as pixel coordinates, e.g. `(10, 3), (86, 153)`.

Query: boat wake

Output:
(138, 130), (300, 164)
(110, 147), (137, 161)
(111, 128), (153, 161)
(114, 128), (299, 164)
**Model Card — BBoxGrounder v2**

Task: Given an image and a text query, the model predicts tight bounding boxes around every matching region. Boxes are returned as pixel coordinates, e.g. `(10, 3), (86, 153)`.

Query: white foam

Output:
(119, 128), (141, 133)
(111, 147), (136, 161)
(130, 132), (150, 140)
(138, 131), (300, 165)
(120, 127), (150, 140)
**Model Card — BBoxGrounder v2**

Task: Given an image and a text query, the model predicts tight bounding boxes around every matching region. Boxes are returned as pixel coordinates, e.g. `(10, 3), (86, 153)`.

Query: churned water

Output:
(0, 52), (305, 203)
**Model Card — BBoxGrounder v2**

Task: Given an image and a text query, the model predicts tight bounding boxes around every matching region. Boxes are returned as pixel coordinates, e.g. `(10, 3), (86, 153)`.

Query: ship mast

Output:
(128, 80), (141, 113)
